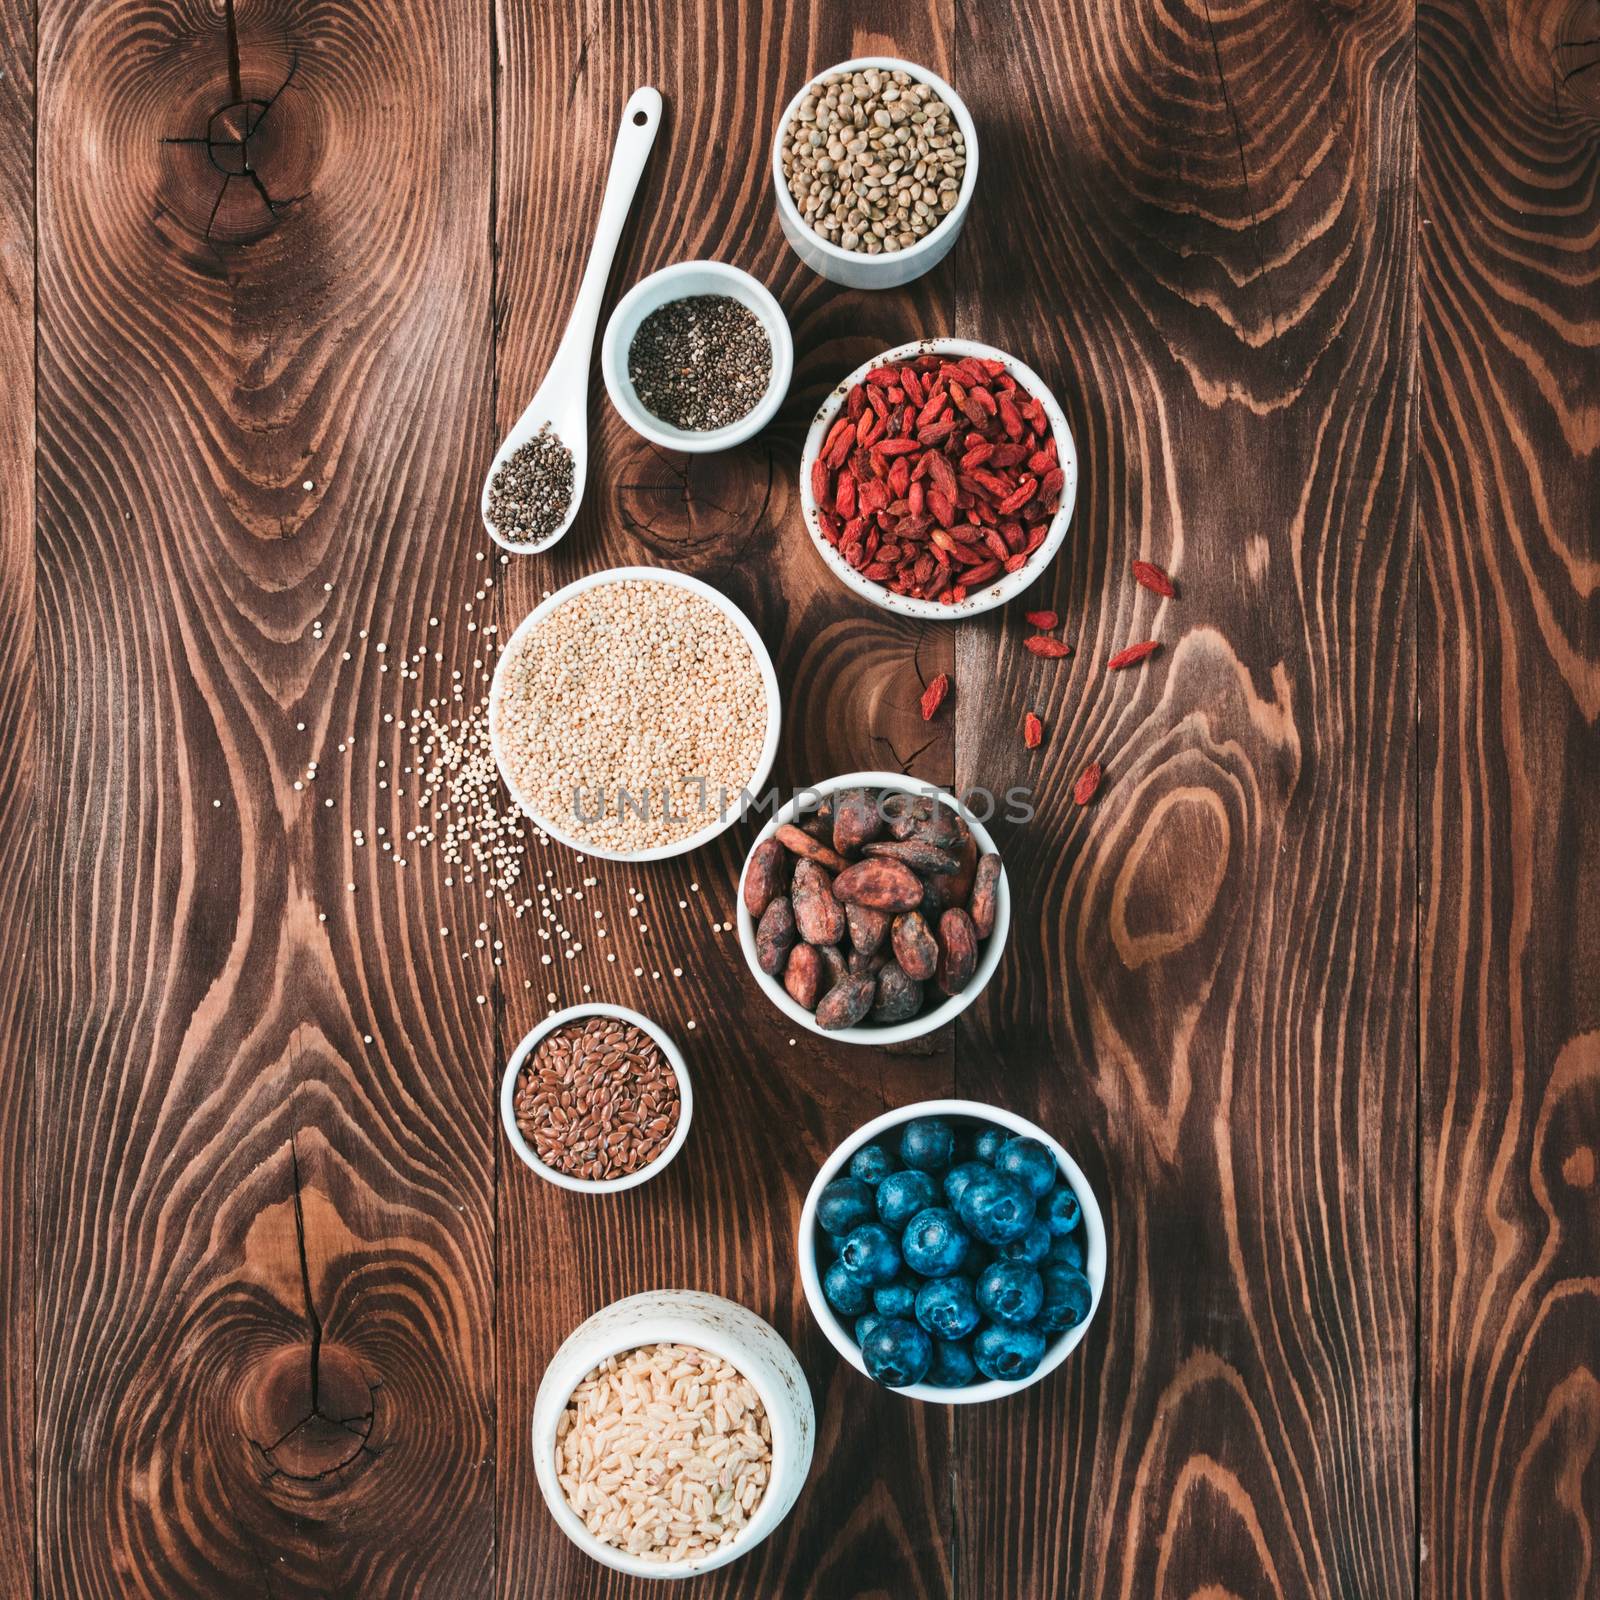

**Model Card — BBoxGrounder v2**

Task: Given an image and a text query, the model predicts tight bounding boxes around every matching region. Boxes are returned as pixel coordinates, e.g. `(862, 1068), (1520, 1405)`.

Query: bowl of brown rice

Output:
(532, 1291), (815, 1578)
(488, 567), (781, 862)
(500, 1005), (693, 1194)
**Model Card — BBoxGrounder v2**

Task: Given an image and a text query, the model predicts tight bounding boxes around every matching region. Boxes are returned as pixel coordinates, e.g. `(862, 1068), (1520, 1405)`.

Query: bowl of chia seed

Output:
(601, 261), (793, 453)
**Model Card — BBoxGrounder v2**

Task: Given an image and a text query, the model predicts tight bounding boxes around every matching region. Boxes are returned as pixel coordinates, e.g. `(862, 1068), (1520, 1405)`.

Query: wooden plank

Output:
(32, 2), (496, 1593)
(1418, 1), (1600, 1593)
(0, 0), (34, 1590)
(953, 1), (1417, 1595)
(490, 6), (969, 1596)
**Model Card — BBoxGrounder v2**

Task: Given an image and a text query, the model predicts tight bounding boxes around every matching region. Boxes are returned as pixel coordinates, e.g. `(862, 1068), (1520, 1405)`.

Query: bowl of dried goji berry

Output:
(799, 339), (1077, 619)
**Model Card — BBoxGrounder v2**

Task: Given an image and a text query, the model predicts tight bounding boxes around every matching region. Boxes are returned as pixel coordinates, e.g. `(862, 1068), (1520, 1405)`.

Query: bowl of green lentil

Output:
(601, 261), (793, 453)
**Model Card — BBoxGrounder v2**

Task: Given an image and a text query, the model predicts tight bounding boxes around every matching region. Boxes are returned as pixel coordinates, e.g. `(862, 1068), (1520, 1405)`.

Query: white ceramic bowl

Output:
(488, 566), (782, 862)
(601, 261), (793, 453)
(735, 771), (1010, 1046)
(771, 57), (979, 289)
(799, 338), (1077, 621)
(500, 1004), (693, 1194)
(799, 1099), (1107, 1404)
(533, 1290), (816, 1580)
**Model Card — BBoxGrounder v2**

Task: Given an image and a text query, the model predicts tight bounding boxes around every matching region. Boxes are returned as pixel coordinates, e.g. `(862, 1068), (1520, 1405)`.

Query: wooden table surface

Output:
(2, 1), (1597, 1595)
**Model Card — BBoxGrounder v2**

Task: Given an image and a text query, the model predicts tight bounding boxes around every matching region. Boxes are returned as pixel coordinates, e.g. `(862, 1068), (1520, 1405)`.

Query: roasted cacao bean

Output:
(831, 858), (924, 913)
(935, 907), (979, 995)
(755, 896), (796, 976)
(783, 943), (825, 1009)
(792, 859), (847, 946)
(816, 974), (876, 1031)
(968, 854), (1003, 939)
(742, 837), (788, 919)
(775, 823), (849, 871)
(892, 911), (939, 982)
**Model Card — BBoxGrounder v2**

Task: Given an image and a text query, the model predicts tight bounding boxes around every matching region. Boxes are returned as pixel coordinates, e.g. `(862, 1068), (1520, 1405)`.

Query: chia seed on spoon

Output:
(486, 424), (575, 547)
(628, 295), (773, 432)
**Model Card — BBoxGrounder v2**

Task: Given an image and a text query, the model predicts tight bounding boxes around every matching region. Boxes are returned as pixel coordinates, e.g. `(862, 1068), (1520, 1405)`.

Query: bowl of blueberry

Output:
(798, 1100), (1105, 1401)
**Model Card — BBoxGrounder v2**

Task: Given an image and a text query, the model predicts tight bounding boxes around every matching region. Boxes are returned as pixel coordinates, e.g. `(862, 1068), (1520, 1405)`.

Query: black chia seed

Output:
(627, 295), (773, 432)
(486, 424), (575, 546)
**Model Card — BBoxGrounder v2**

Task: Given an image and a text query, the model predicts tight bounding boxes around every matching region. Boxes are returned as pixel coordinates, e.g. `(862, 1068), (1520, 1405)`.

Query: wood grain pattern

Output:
(4, 0), (1597, 1593)
(1419, 1), (1600, 1595)
(0, 0), (35, 1590)
(32, 0), (497, 1592)
(955, 2), (1418, 1595)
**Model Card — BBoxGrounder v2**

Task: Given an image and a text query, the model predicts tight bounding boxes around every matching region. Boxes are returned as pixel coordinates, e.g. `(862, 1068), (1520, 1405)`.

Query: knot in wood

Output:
(246, 1342), (376, 1482)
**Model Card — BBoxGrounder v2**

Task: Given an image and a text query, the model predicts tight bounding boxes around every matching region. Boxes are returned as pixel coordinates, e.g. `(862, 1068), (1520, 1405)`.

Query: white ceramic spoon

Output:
(481, 86), (663, 553)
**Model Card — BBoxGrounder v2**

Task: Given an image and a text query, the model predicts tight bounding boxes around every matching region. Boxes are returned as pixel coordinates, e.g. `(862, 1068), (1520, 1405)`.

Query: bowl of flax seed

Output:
(501, 1004), (693, 1193)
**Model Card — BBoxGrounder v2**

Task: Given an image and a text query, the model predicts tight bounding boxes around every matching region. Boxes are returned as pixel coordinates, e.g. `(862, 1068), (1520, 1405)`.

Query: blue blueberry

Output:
(860, 1317), (932, 1387)
(955, 1170), (1037, 1246)
(973, 1126), (1007, 1163)
(849, 1143), (897, 1187)
(943, 1160), (991, 1209)
(899, 1117), (956, 1172)
(817, 1177), (876, 1236)
(823, 1259), (872, 1316)
(874, 1279), (917, 1319)
(914, 1275), (981, 1341)
(924, 1338), (977, 1388)
(1038, 1265), (1093, 1332)
(995, 1136), (1059, 1199)
(854, 1312), (885, 1347)
(996, 1220), (1051, 1266)
(1044, 1185), (1082, 1237)
(1044, 1233), (1084, 1270)
(976, 1261), (1044, 1326)
(876, 1169), (938, 1230)
(973, 1322), (1047, 1383)
(839, 1222), (902, 1285)
(900, 1207), (971, 1278)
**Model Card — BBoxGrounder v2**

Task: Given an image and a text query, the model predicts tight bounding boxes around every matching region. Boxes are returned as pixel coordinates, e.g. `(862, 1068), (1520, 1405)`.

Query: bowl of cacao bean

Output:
(500, 1004), (693, 1193)
(736, 772), (1009, 1044)
(799, 338), (1077, 619)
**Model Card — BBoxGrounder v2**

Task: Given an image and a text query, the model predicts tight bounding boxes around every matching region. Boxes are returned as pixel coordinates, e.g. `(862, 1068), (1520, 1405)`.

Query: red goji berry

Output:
(1131, 560), (1176, 598)
(1024, 637), (1073, 659)
(1107, 640), (1161, 670)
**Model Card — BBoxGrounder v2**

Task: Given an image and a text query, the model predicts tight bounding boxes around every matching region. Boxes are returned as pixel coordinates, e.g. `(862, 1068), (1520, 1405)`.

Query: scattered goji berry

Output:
(1024, 637), (1073, 659)
(920, 673), (951, 721)
(1107, 640), (1161, 670)
(1132, 560), (1175, 598)
(1024, 713), (1044, 749)
(1024, 610), (1058, 629)
(1074, 762), (1103, 805)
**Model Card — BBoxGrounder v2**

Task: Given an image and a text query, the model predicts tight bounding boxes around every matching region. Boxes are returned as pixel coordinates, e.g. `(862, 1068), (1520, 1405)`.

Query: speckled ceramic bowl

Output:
(532, 1291), (815, 1580)
(798, 337), (1077, 620)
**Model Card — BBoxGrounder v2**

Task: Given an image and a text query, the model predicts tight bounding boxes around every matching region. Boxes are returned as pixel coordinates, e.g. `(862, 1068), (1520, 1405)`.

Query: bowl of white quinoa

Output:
(488, 567), (780, 862)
